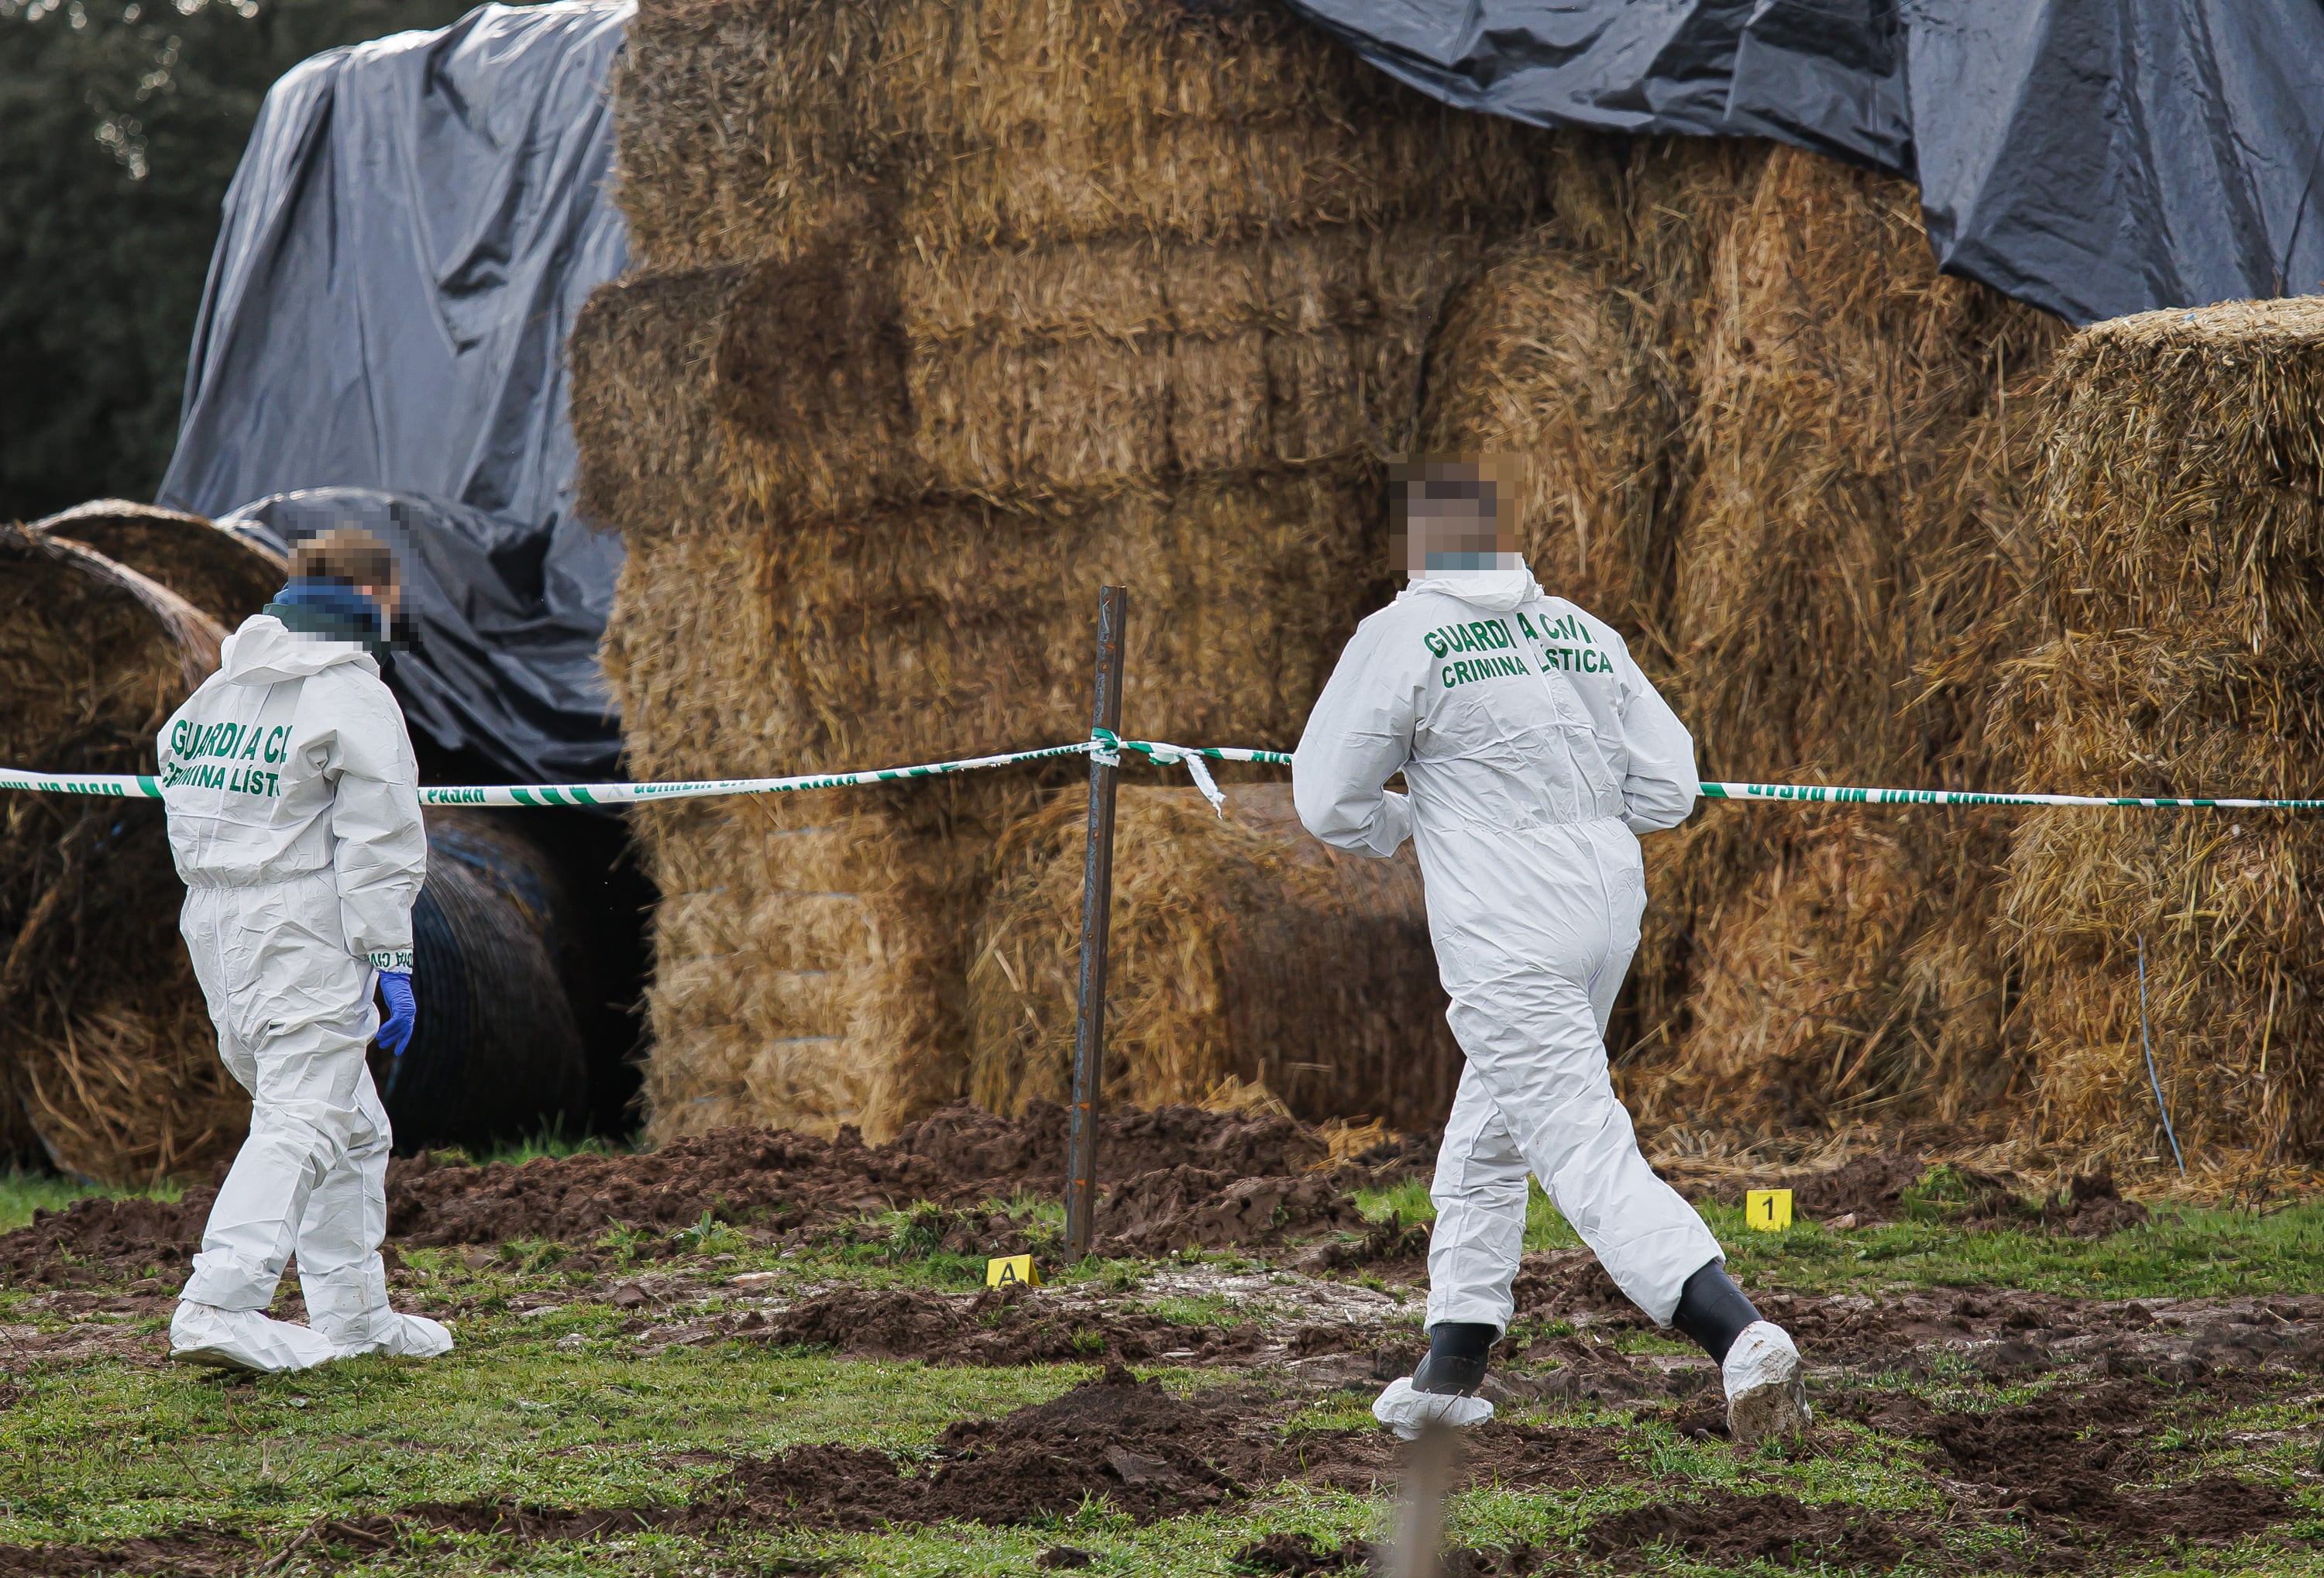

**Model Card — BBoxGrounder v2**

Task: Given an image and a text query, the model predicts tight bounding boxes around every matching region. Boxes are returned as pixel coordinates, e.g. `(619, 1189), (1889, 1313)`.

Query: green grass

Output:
(4, 1297), (2315, 1575)
(1355, 1177), (2324, 1301)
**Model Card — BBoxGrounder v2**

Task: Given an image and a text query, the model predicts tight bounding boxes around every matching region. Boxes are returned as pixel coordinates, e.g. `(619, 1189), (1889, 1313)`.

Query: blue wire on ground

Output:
(2137, 935), (2186, 1176)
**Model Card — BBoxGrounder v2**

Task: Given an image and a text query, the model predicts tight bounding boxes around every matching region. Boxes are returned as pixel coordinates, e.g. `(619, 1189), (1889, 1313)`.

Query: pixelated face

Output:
(1389, 457), (1517, 577)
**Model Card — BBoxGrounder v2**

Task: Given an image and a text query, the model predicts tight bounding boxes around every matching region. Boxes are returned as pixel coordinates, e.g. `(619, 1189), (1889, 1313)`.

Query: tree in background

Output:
(0, 0), (478, 523)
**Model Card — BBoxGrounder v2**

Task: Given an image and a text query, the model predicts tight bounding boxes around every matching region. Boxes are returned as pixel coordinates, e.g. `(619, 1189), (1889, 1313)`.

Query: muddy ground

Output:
(2, 1106), (2315, 1575)
(0, 1102), (1392, 1290)
(8, 1332), (2308, 1577)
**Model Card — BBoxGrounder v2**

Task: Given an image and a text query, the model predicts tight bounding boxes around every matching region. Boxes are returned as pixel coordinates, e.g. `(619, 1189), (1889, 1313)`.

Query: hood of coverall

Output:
(1401, 557), (1542, 612)
(218, 614), (382, 686)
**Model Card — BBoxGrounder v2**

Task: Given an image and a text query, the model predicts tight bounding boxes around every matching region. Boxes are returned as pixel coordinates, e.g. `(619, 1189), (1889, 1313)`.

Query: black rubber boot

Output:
(1671, 1260), (1760, 1364)
(1411, 1322), (1497, 1395)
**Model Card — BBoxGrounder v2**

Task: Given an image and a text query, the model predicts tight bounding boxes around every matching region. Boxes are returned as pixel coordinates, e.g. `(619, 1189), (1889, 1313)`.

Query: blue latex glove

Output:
(376, 970), (417, 1057)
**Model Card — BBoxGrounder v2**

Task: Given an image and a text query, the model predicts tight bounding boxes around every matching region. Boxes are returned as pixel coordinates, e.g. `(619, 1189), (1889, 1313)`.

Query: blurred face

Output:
(1394, 472), (1515, 577)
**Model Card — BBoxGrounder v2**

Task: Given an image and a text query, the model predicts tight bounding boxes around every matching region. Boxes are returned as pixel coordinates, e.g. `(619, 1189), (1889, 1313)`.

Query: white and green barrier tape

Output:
(1698, 782), (2324, 810)
(5, 736), (2322, 813)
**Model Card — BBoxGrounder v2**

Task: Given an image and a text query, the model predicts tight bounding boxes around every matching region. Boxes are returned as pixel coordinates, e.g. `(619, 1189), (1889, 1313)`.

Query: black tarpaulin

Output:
(1283, 0), (2324, 327)
(218, 489), (617, 784)
(156, 1), (631, 784)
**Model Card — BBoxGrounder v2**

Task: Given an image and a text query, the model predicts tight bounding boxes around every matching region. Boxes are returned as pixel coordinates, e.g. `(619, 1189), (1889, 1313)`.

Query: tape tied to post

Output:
(6, 752), (2324, 815)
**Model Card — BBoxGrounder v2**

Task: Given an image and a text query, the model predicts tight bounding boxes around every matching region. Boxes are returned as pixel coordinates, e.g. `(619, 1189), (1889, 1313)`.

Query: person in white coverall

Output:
(158, 528), (452, 1373)
(1292, 462), (1807, 1446)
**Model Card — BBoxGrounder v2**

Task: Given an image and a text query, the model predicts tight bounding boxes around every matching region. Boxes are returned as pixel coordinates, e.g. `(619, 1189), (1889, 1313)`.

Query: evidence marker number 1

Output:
(1746, 1189), (1793, 1232)
(986, 1254), (1041, 1288)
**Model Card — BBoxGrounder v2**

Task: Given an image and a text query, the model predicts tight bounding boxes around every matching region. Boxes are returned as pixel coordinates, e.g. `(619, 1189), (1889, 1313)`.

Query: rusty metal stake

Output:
(1064, 585), (1129, 1261)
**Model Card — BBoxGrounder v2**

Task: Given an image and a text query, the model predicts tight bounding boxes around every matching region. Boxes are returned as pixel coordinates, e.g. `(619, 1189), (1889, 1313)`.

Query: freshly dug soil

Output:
(0, 1100), (1355, 1282)
(1709, 1156), (2149, 1236)
(1583, 1491), (1913, 1571)
(691, 1367), (1274, 1529)
(758, 1284), (1267, 1367)
(0, 1192), (217, 1286)
(689, 1374), (1637, 1534)
(2020, 1171), (2151, 1238)
(1098, 1166), (1366, 1255)
(0, 1532), (254, 1578)
(1929, 1385), (2288, 1547)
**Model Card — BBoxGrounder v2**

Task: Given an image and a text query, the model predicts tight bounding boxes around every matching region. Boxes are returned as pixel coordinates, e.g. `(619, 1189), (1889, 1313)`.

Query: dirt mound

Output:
(0, 1532), (253, 1578)
(2027, 1171), (2150, 1238)
(760, 1284), (1264, 1367)
(901, 1100), (1329, 1185)
(1583, 1491), (1912, 1571)
(1711, 1157), (2149, 1236)
(1790, 1154), (1927, 1221)
(1098, 1167), (1365, 1255)
(0, 1191), (217, 1287)
(693, 1367), (1277, 1528)
(0, 1099), (1352, 1281)
(1930, 1385), (2286, 1545)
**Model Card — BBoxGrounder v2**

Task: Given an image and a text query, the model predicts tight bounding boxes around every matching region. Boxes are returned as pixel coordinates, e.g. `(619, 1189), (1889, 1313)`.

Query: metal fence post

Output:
(1064, 585), (1128, 1260)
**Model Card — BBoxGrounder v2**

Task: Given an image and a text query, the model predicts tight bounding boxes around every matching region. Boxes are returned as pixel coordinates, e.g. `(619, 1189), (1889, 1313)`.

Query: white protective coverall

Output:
(157, 614), (427, 1347)
(1293, 565), (1722, 1330)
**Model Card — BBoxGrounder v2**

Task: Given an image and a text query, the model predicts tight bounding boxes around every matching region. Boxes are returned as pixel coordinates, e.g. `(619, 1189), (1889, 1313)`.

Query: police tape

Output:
(5, 742), (2322, 813)
(1698, 782), (2324, 810)
(0, 732), (1281, 810)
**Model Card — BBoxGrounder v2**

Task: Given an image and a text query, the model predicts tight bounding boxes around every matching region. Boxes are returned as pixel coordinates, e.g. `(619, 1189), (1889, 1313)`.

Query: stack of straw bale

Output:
(1994, 299), (2324, 1173)
(0, 522), (249, 1182)
(966, 785), (1459, 1132)
(1624, 150), (2062, 1139)
(585, 0), (1566, 1142)
(1411, 142), (2064, 1141)
(978, 135), (1773, 1136)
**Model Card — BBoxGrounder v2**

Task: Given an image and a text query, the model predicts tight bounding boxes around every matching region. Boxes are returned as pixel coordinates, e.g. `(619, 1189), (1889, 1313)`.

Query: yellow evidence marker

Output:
(1745, 1189), (1794, 1232)
(985, 1254), (1042, 1288)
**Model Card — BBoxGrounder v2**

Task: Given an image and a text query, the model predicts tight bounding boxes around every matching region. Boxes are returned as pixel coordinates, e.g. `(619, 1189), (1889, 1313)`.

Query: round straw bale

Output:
(1674, 145), (2064, 787)
(1415, 239), (1669, 636)
(0, 524), (244, 1182)
(967, 783), (1459, 1130)
(32, 500), (284, 626)
(1416, 138), (1769, 645)
(1995, 298), (2324, 1170)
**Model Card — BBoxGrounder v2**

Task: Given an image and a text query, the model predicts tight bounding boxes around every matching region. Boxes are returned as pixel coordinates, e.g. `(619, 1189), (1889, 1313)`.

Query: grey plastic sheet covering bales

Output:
(1284, 0), (2324, 327)
(157, 1), (632, 784)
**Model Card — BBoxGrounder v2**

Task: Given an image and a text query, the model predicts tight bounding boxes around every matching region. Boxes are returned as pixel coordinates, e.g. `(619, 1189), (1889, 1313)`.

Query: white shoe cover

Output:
(1372, 1377), (1495, 1441)
(170, 1301), (339, 1374)
(335, 1310), (454, 1360)
(1724, 1320), (1810, 1445)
